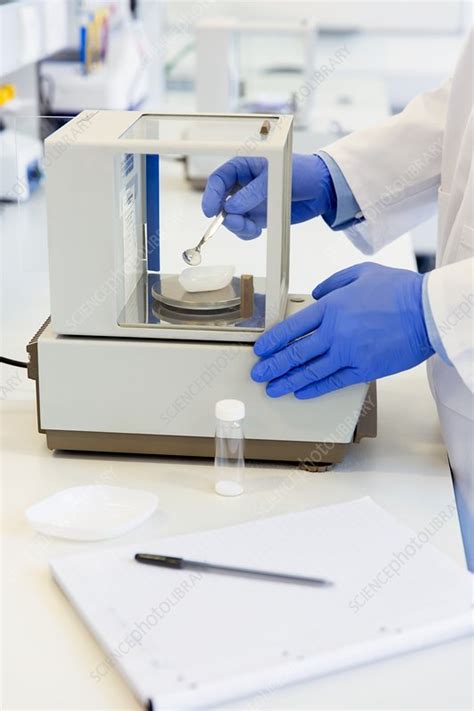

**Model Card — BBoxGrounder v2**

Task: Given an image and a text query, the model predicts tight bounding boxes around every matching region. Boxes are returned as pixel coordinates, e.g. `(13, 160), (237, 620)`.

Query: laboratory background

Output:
(1, 2), (473, 710)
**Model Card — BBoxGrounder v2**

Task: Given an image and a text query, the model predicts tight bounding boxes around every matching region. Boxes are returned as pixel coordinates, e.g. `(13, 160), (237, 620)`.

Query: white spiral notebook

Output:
(50, 497), (473, 709)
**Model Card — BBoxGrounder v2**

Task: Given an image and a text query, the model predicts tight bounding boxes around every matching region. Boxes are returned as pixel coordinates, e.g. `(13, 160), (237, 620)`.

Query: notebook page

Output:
(50, 497), (473, 708)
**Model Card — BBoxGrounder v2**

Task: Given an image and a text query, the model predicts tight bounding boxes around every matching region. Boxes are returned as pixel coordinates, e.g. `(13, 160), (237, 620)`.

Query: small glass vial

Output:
(214, 399), (245, 496)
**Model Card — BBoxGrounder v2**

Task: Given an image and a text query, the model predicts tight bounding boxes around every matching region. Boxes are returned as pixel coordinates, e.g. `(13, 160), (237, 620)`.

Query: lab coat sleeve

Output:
(424, 258), (474, 393)
(321, 80), (452, 254)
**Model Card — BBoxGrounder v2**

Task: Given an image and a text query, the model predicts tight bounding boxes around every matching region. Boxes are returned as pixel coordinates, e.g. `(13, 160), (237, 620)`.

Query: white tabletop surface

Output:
(1, 168), (472, 709)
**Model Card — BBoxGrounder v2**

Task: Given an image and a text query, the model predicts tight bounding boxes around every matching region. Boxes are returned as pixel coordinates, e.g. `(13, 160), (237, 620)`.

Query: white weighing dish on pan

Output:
(27, 110), (376, 467)
(179, 265), (235, 293)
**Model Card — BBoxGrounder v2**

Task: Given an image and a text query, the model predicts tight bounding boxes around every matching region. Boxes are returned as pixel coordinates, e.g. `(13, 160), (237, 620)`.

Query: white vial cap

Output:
(215, 399), (245, 421)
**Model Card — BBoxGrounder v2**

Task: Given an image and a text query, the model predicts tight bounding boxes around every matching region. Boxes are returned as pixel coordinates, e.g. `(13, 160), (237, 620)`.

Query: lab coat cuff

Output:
(316, 151), (365, 231)
(422, 273), (452, 366)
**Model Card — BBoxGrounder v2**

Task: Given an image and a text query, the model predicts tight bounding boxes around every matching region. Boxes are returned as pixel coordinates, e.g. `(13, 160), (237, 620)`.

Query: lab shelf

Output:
(0, 0), (68, 78)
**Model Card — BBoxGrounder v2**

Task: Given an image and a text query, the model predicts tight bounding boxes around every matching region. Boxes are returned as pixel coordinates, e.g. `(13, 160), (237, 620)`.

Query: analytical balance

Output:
(28, 110), (375, 468)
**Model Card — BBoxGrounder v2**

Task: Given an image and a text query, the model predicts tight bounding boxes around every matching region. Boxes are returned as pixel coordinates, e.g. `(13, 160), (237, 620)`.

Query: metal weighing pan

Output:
(151, 275), (242, 314)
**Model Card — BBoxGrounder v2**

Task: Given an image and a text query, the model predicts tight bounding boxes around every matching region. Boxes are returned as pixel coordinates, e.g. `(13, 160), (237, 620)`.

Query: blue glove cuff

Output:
(313, 154), (337, 225)
(316, 151), (365, 231)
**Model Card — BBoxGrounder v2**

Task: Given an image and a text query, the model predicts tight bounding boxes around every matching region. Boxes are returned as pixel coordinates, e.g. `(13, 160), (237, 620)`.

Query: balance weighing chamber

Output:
(27, 110), (376, 468)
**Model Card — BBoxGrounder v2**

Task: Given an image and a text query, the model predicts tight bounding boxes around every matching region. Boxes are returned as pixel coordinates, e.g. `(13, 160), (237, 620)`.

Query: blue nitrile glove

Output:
(201, 154), (337, 240)
(251, 263), (435, 399)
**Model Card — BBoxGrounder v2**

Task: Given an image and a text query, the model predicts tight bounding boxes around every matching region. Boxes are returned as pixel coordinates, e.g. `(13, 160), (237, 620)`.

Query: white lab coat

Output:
(323, 30), (473, 564)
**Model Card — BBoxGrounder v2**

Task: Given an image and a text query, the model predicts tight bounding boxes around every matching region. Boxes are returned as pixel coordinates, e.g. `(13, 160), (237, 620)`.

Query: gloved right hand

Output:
(201, 154), (337, 240)
(251, 262), (434, 399)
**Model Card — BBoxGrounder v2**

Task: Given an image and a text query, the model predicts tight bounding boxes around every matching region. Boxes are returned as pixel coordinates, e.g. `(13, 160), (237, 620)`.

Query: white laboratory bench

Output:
(1, 176), (472, 710)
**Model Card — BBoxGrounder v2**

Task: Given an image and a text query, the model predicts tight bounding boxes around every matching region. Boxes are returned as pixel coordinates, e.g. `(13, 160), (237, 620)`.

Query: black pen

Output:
(134, 553), (333, 588)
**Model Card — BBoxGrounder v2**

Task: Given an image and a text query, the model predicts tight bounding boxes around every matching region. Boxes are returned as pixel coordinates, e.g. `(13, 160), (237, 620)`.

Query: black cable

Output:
(0, 356), (28, 369)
